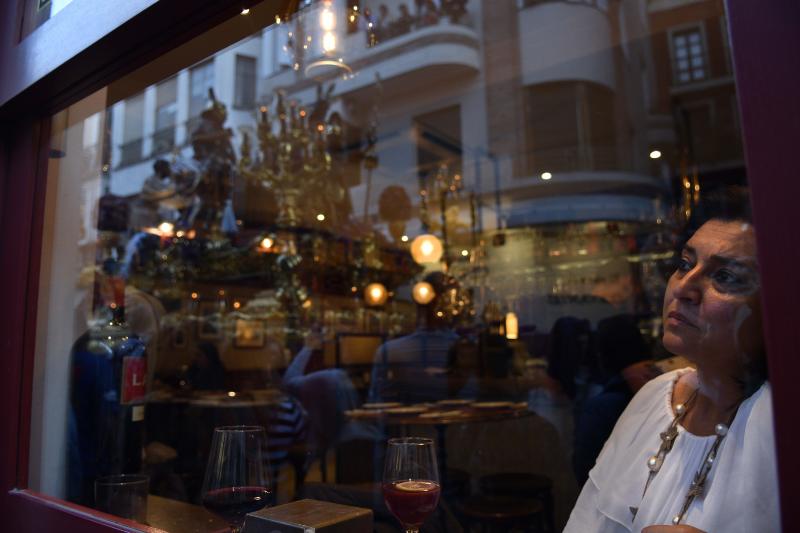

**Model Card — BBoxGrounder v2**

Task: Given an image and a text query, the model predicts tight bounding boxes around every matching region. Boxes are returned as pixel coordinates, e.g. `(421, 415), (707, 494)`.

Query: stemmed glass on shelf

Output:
(382, 437), (441, 533)
(201, 426), (272, 533)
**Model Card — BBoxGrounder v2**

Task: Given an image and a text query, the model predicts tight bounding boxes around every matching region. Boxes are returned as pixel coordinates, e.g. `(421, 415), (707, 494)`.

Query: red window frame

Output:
(1, 0), (798, 530)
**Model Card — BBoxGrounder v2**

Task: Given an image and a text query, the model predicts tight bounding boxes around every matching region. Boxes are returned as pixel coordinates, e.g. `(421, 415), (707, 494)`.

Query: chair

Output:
(478, 473), (555, 533)
(458, 495), (545, 532)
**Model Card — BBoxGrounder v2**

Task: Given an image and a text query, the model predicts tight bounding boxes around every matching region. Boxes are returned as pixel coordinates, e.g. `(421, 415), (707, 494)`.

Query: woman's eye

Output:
(712, 269), (741, 286)
(676, 257), (692, 273)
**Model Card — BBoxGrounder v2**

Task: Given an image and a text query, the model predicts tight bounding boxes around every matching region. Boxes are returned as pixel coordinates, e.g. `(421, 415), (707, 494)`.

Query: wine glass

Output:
(382, 437), (441, 533)
(201, 426), (272, 532)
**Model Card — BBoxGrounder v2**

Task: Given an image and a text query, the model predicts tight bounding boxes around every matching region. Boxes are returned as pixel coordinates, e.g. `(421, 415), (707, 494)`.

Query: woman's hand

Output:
(642, 525), (706, 533)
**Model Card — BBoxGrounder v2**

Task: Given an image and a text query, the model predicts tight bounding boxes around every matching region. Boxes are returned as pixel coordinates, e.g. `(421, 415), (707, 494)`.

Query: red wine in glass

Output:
(201, 426), (271, 532)
(382, 480), (441, 529)
(201, 486), (271, 526)
(383, 437), (441, 533)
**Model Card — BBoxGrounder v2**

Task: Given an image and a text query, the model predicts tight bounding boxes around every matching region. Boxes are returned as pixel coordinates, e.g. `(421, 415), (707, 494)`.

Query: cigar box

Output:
(241, 498), (373, 533)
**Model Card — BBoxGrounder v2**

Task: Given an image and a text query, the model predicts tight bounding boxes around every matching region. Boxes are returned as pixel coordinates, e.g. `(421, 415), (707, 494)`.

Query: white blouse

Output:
(564, 368), (780, 533)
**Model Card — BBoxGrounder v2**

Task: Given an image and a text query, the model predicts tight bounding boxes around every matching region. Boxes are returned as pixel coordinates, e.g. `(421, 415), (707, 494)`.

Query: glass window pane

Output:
(234, 55), (257, 110)
(30, 1), (778, 532)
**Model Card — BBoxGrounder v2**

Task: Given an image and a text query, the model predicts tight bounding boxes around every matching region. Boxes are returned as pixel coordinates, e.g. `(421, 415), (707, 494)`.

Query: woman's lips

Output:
(666, 311), (698, 329)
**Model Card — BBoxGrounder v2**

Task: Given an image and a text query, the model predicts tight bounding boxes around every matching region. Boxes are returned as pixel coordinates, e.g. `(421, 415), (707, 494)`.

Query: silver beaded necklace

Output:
(629, 386), (739, 525)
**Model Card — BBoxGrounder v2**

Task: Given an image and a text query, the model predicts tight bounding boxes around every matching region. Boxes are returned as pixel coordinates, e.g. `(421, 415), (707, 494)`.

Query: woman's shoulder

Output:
(632, 367), (691, 402)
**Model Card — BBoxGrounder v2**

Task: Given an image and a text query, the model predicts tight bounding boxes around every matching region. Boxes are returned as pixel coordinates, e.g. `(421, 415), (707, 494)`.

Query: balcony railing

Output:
(350, 0), (472, 49)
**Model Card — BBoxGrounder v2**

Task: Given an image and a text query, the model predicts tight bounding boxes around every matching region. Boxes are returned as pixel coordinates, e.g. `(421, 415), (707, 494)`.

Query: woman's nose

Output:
(672, 268), (702, 304)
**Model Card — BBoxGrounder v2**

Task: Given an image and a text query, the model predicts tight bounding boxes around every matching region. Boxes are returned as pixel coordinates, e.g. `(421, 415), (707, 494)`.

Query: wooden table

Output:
(346, 402), (535, 488)
(146, 494), (227, 533)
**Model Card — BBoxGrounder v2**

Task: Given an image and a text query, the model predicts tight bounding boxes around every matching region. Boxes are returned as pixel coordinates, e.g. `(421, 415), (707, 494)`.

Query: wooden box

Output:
(241, 499), (373, 533)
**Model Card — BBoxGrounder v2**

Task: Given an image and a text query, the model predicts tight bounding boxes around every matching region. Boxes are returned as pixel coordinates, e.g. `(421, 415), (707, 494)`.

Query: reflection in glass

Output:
(28, 0), (771, 531)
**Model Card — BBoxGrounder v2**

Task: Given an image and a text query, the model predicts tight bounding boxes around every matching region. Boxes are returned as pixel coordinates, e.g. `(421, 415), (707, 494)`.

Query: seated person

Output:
(186, 342), (226, 390)
(565, 189), (779, 533)
(368, 272), (459, 403)
(572, 314), (659, 485)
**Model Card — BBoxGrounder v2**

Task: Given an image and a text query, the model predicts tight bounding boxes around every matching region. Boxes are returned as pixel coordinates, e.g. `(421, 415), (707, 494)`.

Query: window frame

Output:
(233, 54), (257, 110)
(667, 22), (711, 86)
(1, 0), (799, 530)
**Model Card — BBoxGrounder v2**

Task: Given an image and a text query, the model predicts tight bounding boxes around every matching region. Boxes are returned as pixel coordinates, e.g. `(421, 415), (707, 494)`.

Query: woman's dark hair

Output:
(596, 314), (651, 375)
(687, 185), (752, 232)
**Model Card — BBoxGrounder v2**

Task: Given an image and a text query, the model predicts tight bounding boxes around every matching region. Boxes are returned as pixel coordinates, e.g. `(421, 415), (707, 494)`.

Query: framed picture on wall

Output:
(234, 319), (265, 349)
(197, 302), (221, 340)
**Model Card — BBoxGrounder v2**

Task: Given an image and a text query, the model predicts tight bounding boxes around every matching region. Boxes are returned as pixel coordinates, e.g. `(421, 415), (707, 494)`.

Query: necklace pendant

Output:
(688, 479), (705, 499)
(660, 426), (678, 451)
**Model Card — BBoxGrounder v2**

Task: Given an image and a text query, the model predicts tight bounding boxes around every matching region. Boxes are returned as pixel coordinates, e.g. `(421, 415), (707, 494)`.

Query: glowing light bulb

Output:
(505, 312), (519, 340)
(412, 282), (435, 305)
(410, 234), (443, 264)
(364, 283), (388, 306)
(316, 213), (326, 221)
(540, 172), (552, 181)
(649, 150), (662, 159)
(401, 235), (409, 242)
(322, 32), (337, 52)
(240, 8), (250, 15)
(320, 8), (335, 31)
(461, 249), (469, 257)
(158, 221), (174, 235)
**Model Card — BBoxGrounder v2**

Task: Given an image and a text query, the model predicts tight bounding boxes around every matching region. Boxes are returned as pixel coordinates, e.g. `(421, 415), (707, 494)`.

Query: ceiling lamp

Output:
(410, 234), (443, 265)
(412, 281), (435, 305)
(505, 312), (519, 340)
(364, 282), (388, 306)
(305, 0), (353, 79)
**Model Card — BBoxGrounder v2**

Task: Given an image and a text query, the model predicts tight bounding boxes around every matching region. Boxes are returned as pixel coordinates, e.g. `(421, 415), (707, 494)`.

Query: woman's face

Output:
(662, 220), (763, 372)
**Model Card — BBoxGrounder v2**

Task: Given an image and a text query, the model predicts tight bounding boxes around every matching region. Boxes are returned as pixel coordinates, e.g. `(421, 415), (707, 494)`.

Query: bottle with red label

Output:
(67, 257), (147, 506)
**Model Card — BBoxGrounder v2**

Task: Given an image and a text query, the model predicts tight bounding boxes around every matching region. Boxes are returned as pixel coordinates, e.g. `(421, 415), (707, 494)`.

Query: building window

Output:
(154, 76), (177, 155)
(670, 26), (707, 84)
(119, 92), (144, 167)
(524, 81), (617, 175)
(234, 55), (257, 110)
(189, 60), (214, 131)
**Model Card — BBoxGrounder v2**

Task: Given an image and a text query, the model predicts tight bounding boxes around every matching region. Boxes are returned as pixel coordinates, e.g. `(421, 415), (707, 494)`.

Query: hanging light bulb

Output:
(322, 31), (337, 53)
(505, 312), (519, 340)
(412, 281), (436, 305)
(257, 236), (275, 253)
(364, 283), (389, 306)
(320, 6), (335, 31)
(157, 221), (174, 235)
(410, 234), (443, 264)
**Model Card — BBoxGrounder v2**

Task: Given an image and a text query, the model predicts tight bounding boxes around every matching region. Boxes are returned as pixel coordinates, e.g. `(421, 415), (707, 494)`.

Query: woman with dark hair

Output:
(565, 190), (779, 532)
(186, 342), (226, 390)
(572, 314), (655, 485)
